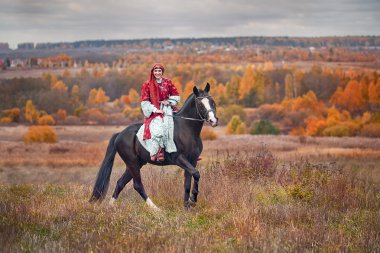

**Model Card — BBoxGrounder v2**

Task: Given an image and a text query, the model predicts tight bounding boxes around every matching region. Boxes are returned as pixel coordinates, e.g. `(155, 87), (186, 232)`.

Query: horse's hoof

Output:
(109, 197), (116, 206)
(184, 200), (191, 210)
(146, 198), (162, 213)
(190, 199), (197, 207)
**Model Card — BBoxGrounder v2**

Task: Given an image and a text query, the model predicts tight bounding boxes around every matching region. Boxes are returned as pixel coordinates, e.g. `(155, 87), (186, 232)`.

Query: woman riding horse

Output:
(90, 81), (218, 210)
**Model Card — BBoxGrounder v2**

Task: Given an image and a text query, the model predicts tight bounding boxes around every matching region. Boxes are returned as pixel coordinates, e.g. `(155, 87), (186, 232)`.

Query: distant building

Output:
(17, 42), (34, 50)
(0, 43), (9, 50)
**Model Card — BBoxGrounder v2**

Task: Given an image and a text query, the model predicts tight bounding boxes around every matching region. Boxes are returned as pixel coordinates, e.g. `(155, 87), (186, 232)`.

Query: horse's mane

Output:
(176, 93), (195, 114)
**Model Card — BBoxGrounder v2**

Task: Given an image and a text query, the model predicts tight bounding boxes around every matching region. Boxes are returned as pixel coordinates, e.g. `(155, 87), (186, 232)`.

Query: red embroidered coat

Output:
(141, 77), (180, 139)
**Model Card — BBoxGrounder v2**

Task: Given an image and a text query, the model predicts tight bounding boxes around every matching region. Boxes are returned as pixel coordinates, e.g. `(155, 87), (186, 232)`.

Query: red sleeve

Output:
(141, 81), (150, 101)
(168, 79), (180, 96)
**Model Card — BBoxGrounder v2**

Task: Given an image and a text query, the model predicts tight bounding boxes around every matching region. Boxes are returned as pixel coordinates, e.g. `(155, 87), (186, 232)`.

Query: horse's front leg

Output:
(177, 155), (200, 209)
(190, 176), (199, 205)
(184, 171), (192, 209)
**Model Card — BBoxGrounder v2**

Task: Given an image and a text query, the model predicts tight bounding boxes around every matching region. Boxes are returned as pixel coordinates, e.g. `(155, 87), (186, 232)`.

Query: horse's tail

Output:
(89, 133), (119, 202)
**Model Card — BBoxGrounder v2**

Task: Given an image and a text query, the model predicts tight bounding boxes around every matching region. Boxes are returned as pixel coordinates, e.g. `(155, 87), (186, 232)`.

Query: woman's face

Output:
(153, 68), (163, 79)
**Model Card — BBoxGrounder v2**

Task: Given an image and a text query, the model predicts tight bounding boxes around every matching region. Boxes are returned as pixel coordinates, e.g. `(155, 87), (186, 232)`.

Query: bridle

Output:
(169, 95), (216, 122)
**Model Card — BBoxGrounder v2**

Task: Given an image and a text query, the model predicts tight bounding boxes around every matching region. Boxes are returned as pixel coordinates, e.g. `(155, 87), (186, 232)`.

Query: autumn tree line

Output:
(1, 62), (380, 138)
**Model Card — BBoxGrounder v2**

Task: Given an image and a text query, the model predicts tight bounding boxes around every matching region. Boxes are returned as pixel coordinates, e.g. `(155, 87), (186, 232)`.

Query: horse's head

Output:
(193, 83), (218, 127)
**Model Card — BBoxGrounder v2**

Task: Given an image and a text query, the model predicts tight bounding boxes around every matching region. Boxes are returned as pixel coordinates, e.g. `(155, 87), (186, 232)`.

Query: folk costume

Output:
(136, 63), (180, 160)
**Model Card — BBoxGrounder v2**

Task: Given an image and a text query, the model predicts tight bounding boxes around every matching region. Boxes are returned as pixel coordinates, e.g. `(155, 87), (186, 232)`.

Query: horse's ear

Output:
(205, 82), (210, 93)
(193, 86), (200, 96)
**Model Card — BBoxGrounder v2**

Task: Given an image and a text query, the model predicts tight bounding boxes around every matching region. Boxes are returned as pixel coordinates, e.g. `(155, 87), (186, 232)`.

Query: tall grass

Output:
(1, 143), (379, 252)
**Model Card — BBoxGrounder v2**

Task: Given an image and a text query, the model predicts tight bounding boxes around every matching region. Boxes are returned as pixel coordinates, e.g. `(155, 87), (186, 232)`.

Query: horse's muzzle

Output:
(209, 117), (218, 127)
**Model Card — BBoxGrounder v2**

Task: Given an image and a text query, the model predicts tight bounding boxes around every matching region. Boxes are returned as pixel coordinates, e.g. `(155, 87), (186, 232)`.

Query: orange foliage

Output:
(291, 91), (325, 115)
(201, 127), (217, 140)
(2, 107), (20, 122)
(38, 115), (56, 125)
(121, 95), (131, 105)
(360, 123), (380, 137)
(239, 65), (255, 100)
(23, 126), (58, 143)
(24, 100), (40, 124)
(128, 88), (140, 108)
(183, 81), (196, 100)
(305, 117), (327, 136)
(0, 117), (12, 124)
(88, 88), (110, 105)
(330, 80), (365, 112)
(123, 106), (142, 121)
(368, 79), (380, 105)
(51, 80), (68, 92)
(289, 127), (306, 136)
(225, 115), (246, 134)
(81, 108), (107, 124)
(57, 109), (67, 121)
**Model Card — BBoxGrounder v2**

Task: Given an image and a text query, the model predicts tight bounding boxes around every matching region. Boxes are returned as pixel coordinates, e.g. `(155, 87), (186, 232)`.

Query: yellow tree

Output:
(128, 88), (140, 108)
(94, 88), (110, 104)
(284, 73), (294, 99)
(25, 100), (39, 124)
(342, 80), (365, 112)
(71, 84), (81, 104)
(226, 75), (241, 104)
(215, 83), (227, 105)
(368, 79), (380, 106)
(239, 65), (255, 100)
(171, 76), (183, 97)
(51, 80), (68, 93)
(88, 88), (98, 105)
(183, 81), (196, 100)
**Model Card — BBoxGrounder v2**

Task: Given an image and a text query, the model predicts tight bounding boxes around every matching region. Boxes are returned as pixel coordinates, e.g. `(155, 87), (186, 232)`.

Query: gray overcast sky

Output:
(1, 0), (379, 48)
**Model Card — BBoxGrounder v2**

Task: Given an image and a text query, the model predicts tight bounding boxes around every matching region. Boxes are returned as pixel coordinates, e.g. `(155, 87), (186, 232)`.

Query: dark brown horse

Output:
(90, 83), (218, 210)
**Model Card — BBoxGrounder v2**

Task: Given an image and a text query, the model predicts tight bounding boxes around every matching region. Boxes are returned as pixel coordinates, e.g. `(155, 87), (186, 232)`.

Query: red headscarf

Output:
(148, 63), (164, 109)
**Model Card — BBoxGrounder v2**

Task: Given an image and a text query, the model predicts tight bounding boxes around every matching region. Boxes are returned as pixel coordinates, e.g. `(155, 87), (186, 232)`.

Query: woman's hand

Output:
(160, 100), (170, 106)
(155, 109), (164, 114)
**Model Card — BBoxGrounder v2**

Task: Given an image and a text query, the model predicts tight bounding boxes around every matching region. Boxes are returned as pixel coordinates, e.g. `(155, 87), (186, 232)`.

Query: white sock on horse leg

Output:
(146, 197), (161, 212)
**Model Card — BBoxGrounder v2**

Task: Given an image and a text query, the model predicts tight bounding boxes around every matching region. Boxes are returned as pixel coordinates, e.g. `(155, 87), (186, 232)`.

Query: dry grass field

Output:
(0, 125), (379, 252)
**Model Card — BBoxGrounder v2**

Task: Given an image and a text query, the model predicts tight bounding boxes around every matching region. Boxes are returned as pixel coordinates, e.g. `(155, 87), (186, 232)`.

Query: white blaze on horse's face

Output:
(201, 97), (218, 127)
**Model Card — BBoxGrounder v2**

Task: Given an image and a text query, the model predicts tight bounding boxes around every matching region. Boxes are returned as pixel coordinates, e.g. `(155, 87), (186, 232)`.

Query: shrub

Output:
(23, 126), (58, 143)
(219, 143), (277, 179)
(236, 122), (247, 134)
(360, 123), (380, 137)
(289, 127), (306, 136)
(322, 122), (360, 137)
(2, 107), (20, 122)
(201, 127), (217, 140)
(38, 115), (56, 125)
(225, 115), (245, 134)
(0, 117), (12, 124)
(81, 108), (107, 124)
(56, 109), (67, 121)
(123, 106), (142, 121)
(322, 125), (350, 137)
(257, 103), (284, 121)
(63, 116), (81, 125)
(218, 104), (246, 125)
(251, 120), (280, 135)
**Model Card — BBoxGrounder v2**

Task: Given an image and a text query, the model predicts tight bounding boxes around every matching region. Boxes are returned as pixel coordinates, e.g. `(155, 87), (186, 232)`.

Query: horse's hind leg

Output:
(128, 164), (161, 212)
(109, 168), (133, 205)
